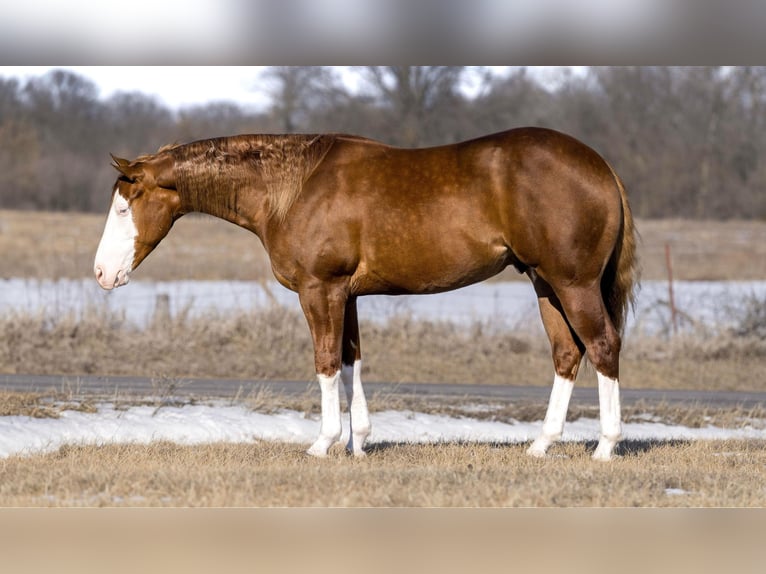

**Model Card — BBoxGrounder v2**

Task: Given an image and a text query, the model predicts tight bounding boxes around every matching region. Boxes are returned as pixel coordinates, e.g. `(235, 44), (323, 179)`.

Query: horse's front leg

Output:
(299, 281), (348, 457)
(341, 296), (370, 457)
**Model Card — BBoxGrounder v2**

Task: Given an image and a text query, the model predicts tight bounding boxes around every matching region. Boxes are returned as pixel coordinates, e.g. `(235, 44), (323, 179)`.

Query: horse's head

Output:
(94, 153), (180, 290)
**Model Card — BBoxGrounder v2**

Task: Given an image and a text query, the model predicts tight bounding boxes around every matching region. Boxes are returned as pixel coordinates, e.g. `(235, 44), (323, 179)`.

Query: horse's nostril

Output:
(95, 265), (104, 281)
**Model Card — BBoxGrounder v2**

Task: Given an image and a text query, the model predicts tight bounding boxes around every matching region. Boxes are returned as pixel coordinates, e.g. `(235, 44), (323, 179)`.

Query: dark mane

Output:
(162, 134), (336, 221)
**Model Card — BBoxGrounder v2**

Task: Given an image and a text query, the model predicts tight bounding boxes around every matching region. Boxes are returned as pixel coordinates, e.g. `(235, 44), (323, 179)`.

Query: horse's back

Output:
(298, 128), (624, 294)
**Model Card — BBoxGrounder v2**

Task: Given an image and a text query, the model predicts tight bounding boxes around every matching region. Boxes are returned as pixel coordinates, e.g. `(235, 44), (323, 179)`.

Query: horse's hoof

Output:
(306, 443), (330, 457)
(526, 446), (548, 458)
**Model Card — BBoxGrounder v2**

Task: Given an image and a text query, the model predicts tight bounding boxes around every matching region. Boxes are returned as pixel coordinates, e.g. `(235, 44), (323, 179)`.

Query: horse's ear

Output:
(110, 154), (144, 182)
(110, 154), (130, 167)
(110, 154), (175, 188)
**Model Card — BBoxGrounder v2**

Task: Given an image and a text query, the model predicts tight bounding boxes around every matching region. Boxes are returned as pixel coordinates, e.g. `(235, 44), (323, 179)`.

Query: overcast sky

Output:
(0, 66), (564, 111)
(0, 66), (276, 110)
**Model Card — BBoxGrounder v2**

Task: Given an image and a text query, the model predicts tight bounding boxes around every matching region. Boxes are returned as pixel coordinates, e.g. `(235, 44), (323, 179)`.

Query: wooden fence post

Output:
(665, 243), (678, 335)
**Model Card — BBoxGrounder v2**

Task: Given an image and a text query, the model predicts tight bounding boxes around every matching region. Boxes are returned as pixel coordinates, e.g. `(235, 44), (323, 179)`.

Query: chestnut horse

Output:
(94, 127), (637, 461)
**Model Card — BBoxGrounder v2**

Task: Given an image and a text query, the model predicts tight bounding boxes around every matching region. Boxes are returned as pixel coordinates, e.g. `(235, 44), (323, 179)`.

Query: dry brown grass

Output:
(2, 387), (763, 430)
(2, 305), (764, 392)
(0, 391), (97, 418)
(2, 209), (766, 281)
(0, 305), (550, 385)
(0, 307), (766, 391)
(1, 439), (765, 507)
(0, 391), (59, 418)
(1, 386), (764, 507)
(3, 209), (765, 509)
(3, 388), (763, 509)
(0, 209), (271, 282)
(637, 218), (766, 281)
(620, 333), (766, 392)
(3, 209), (764, 391)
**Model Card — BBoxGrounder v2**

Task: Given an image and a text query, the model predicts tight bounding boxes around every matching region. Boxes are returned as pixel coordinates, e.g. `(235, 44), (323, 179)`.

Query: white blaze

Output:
(94, 191), (137, 290)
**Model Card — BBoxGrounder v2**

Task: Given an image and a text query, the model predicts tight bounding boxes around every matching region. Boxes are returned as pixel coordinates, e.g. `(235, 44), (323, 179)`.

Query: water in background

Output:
(1, 277), (763, 336)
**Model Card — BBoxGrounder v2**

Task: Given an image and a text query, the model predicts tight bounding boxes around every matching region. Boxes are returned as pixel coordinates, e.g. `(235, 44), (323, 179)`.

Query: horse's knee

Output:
(552, 342), (582, 380)
(314, 349), (342, 376)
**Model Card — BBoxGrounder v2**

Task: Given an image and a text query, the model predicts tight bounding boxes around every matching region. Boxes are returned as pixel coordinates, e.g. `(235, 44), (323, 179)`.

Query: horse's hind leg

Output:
(554, 284), (623, 461)
(341, 297), (371, 456)
(527, 277), (585, 457)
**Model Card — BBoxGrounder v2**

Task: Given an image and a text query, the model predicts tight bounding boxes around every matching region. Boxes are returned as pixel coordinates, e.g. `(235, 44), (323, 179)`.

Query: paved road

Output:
(1, 373), (765, 409)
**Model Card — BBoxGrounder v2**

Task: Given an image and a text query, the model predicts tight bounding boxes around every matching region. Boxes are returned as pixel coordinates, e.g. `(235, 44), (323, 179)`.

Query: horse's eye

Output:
(116, 205), (129, 216)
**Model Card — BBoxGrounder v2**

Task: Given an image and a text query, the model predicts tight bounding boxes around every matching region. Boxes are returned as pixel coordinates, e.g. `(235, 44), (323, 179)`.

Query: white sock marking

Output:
(593, 372), (621, 461)
(306, 370), (342, 457)
(341, 360), (370, 457)
(527, 374), (574, 457)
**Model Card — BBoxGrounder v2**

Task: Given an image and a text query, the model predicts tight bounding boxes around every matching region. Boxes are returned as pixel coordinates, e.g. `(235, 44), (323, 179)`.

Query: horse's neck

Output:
(177, 165), (268, 236)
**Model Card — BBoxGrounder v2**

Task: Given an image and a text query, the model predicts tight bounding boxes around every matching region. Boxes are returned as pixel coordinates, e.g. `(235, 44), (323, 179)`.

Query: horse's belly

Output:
(352, 240), (510, 295)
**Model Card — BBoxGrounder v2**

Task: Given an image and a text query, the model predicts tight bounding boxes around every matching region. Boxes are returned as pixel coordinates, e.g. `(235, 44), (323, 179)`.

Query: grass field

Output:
(2, 209), (764, 392)
(0, 388), (765, 507)
(1, 209), (765, 507)
(3, 209), (766, 282)
(1, 438), (765, 506)
(1, 304), (765, 392)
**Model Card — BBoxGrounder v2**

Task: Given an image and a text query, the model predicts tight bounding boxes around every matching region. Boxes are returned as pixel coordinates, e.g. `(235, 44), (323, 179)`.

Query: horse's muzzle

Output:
(94, 265), (129, 290)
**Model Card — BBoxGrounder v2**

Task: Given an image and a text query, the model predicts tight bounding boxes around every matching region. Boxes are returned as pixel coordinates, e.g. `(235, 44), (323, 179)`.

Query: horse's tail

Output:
(601, 164), (639, 335)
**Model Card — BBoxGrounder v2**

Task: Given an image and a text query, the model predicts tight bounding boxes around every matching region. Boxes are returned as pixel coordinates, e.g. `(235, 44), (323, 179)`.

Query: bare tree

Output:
(357, 66), (468, 146)
(261, 66), (341, 132)
(1, 66), (766, 218)
(472, 67), (557, 134)
(104, 92), (174, 156)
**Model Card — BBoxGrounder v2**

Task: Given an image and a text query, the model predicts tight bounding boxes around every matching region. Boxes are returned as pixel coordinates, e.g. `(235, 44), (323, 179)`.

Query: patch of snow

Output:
(456, 404), (505, 414)
(0, 404), (764, 459)
(664, 488), (690, 496)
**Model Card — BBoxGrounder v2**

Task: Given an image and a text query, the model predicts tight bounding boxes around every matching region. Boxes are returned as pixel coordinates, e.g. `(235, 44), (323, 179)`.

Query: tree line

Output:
(1, 66), (765, 219)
